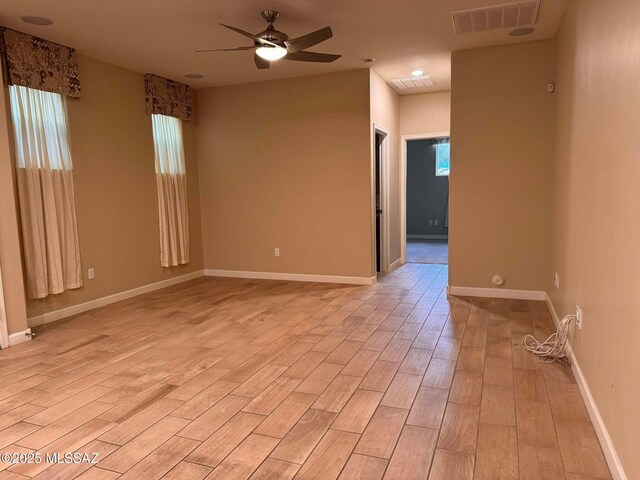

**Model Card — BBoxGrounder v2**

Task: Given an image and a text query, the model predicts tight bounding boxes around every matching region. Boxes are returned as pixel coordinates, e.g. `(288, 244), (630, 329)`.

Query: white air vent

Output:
(452, 0), (540, 34)
(392, 76), (434, 90)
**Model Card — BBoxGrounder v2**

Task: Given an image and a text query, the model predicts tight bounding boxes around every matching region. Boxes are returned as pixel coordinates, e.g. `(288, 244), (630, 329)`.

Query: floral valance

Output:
(144, 74), (192, 121)
(0, 27), (81, 98)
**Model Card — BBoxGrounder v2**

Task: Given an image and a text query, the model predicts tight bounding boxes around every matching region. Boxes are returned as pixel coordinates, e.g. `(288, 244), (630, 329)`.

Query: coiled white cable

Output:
(520, 314), (576, 364)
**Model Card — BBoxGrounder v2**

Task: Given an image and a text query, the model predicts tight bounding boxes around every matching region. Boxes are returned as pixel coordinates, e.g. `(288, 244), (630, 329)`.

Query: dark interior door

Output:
(375, 133), (383, 273)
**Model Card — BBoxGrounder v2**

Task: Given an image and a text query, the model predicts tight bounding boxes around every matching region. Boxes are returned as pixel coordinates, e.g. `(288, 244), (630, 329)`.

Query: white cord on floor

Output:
(520, 314), (576, 364)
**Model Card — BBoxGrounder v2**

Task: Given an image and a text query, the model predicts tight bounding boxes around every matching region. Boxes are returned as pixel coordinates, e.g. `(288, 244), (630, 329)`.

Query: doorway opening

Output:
(375, 131), (383, 273)
(373, 126), (389, 275)
(402, 134), (450, 265)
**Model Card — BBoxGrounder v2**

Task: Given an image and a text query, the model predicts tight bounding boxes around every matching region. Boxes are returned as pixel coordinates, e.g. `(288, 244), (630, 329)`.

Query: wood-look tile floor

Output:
(0, 264), (611, 480)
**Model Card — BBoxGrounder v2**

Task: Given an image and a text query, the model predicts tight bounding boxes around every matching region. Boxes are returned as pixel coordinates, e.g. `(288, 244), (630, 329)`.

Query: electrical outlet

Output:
(554, 272), (560, 289)
(575, 305), (582, 329)
(88, 267), (95, 279)
(274, 248), (280, 257)
(435, 220), (439, 226)
(429, 220), (433, 225)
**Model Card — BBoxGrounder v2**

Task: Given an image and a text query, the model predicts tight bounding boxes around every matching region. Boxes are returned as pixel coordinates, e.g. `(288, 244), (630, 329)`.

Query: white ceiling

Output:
(0, 0), (568, 94)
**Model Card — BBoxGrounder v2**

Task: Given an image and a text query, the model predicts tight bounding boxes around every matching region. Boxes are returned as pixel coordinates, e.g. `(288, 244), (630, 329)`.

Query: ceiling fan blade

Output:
(285, 27), (333, 53)
(219, 24), (279, 47)
(196, 46), (255, 52)
(254, 53), (270, 69)
(284, 51), (341, 63)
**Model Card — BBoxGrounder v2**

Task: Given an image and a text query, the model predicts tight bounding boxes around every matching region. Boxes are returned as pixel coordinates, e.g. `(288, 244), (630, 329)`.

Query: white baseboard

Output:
(388, 258), (403, 273)
(448, 286), (545, 301)
(407, 234), (448, 240)
(8, 328), (32, 346)
(28, 270), (205, 328)
(545, 294), (627, 480)
(205, 269), (375, 286)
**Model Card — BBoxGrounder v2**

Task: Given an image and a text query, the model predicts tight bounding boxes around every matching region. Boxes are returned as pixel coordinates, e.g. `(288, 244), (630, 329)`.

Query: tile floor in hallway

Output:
(0, 264), (610, 479)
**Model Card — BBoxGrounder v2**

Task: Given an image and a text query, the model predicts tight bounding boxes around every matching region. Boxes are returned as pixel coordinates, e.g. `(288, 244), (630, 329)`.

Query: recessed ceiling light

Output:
(20, 15), (53, 26)
(411, 69), (424, 77)
(509, 27), (535, 36)
(363, 58), (375, 64)
(185, 73), (204, 79)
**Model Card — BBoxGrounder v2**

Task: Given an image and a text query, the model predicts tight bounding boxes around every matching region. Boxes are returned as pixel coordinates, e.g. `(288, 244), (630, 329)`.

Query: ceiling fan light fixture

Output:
(256, 45), (287, 61)
(411, 69), (424, 77)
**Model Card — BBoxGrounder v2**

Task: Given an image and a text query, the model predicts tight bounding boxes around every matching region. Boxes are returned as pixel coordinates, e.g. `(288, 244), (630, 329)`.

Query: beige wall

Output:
(0, 64), (28, 336)
(548, 0), (639, 475)
(370, 71), (400, 267)
(196, 69), (372, 279)
(25, 56), (203, 318)
(399, 91), (451, 137)
(449, 41), (555, 291)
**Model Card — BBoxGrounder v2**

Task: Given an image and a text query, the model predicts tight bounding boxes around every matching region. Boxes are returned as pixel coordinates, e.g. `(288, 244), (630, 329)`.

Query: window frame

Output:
(435, 142), (450, 177)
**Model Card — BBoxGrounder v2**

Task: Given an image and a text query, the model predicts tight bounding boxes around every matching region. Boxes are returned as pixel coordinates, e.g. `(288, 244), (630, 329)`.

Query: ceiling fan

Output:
(197, 10), (341, 70)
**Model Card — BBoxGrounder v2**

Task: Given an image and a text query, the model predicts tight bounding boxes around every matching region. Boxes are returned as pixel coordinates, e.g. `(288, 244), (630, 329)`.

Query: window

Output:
(8, 85), (83, 298)
(151, 114), (189, 267)
(435, 142), (450, 176)
(152, 114), (186, 174)
(9, 85), (72, 170)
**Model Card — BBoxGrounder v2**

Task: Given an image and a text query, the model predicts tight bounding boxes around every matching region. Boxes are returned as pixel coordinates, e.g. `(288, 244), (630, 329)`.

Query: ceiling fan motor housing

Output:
(257, 10), (288, 47)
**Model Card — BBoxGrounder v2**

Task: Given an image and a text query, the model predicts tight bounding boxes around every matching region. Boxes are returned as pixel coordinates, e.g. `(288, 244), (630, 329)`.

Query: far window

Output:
(151, 113), (190, 268)
(152, 114), (186, 175)
(435, 142), (450, 176)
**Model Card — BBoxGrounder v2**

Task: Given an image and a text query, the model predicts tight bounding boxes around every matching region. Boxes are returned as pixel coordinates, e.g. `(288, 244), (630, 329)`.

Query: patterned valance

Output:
(144, 74), (192, 121)
(0, 28), (80, 98)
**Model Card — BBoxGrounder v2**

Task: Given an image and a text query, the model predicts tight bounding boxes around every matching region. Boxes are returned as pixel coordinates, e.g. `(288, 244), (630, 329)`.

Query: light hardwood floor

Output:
(0, 264), (611, 479)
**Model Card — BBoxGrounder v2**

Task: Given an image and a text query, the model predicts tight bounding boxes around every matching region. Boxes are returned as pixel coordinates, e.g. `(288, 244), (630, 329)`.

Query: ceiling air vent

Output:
(392, 76), (434, 90)
(452, 0), (540, 34)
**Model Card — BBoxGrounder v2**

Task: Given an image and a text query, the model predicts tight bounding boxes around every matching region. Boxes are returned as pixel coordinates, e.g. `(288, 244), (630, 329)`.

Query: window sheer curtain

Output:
(152, 114), (189, 267)
(9, 85), (82, 299)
